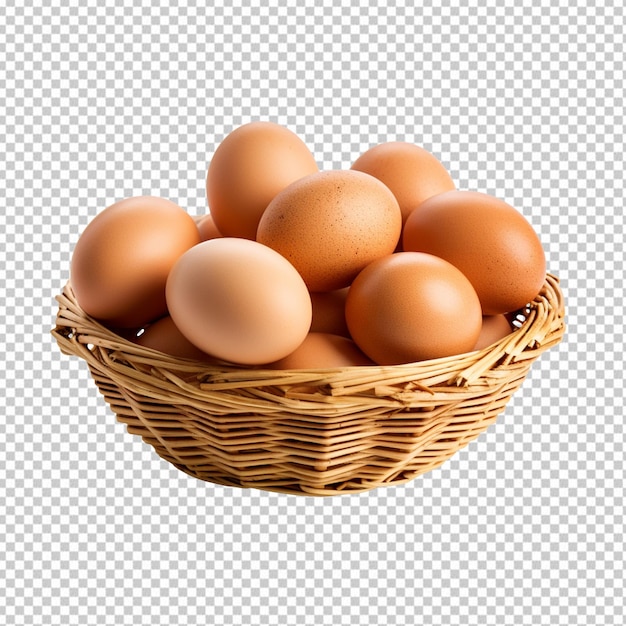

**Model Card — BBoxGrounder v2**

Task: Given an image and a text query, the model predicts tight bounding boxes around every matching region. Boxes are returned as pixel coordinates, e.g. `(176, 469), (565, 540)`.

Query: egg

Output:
(351, 141), (456, 225)
(309, 287), (350, 337)
(196, 214), (222, 242)
(206, 121), (319, 240)
(345, 252), (482, 365)
(108, 326), (144, 342)
(402, 190), (546, 315)
(265, 333), (374, 369)
(134, 315), (216, 362)
(256, 169), (402, 292)
(165, 238), (312, 365)
(473, 315), (514, 351)
(70, 195), (201, 328)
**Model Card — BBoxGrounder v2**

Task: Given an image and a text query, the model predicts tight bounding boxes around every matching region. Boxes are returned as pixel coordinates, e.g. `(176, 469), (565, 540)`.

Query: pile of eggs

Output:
(70, 121), (547, 369)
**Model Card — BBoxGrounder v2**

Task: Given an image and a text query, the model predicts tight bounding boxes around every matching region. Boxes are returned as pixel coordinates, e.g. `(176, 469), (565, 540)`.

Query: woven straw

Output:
(51, 273), (565, 496)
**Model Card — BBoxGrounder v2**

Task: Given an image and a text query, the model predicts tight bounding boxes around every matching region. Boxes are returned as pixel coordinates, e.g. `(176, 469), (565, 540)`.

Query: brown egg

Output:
(310, 288), (350, 337)
(135, 315), (216, 362)
(165, 238), (312, 365)
(473, 315), (514, 351)
(108, 326), (144, 342)
(257, 170), (402, 292)
(266, 333), (374, 369)
(196, 214), (222, 242)
(403, 190), (546, 315)
(206, 121), (319, 240)
(351, 141), (455, 225)
(70, 196), (201, 328)
(506, 305), (532, 329)
(345, 252), (482, 365)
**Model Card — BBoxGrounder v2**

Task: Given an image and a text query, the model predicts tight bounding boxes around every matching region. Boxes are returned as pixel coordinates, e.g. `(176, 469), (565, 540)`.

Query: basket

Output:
(51, 273), (565, 496)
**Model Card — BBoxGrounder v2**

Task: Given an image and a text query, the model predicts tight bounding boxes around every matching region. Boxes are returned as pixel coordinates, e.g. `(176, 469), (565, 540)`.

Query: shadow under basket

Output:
(51, 273), (565, 496)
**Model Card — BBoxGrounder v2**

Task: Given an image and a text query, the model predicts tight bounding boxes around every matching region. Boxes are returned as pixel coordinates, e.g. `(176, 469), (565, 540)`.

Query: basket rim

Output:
(51, 272), (565, 390)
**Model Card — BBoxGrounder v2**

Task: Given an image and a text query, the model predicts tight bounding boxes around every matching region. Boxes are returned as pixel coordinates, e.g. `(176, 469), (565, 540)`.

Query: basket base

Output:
(160, 453), (448, 496)
(87, 361), (513, 496)
(116, 406), (502, 496)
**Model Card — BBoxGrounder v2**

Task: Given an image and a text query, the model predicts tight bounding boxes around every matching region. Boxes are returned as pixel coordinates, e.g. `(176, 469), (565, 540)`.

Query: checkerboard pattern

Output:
(2, 0), (624, 624)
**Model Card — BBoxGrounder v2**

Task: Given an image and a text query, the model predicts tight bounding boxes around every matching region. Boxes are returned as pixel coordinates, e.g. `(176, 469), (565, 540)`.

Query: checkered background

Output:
(2, 1), (624, 624)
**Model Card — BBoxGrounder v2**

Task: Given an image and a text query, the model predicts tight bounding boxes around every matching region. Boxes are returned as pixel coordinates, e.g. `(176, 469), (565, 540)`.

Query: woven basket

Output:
(51, 273), (565, 496)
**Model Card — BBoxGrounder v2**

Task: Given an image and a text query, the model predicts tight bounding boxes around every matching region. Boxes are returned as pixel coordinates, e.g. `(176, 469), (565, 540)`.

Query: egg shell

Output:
(70, 195), (201, 328)
(351, 141), (455, 224)
(345, 251), (483, 365)
(402, 190), (547, 315)
(265, 333), (374, 369)
(165, 238), (313, 366)
(310, 288), (350, 337)
(206, 121), (319, 240)
(132, 315), (216, 362)
(473, 314), (514, 351)
(196, 214), (222, 242)
(257, 169), (402, 292)
(108, 326), (144, 342)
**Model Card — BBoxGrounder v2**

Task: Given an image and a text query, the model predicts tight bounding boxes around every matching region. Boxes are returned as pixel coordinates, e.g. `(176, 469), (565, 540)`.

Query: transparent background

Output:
(2, 1), (624, 624)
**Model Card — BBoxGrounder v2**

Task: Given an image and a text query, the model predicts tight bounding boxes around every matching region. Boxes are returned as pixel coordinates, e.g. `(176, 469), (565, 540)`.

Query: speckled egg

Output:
(256, 169), (402, 292)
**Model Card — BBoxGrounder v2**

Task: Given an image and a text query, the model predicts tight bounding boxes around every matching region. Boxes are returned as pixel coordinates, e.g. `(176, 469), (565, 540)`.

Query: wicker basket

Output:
(51, 273), (565, 496)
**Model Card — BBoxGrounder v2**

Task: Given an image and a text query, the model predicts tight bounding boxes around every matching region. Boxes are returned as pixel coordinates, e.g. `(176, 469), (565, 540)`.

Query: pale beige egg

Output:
(165, 238), (312, 365)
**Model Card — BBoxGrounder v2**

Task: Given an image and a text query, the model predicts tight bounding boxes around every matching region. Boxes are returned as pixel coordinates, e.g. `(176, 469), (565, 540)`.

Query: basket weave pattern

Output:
(52, 274), (565, 496)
